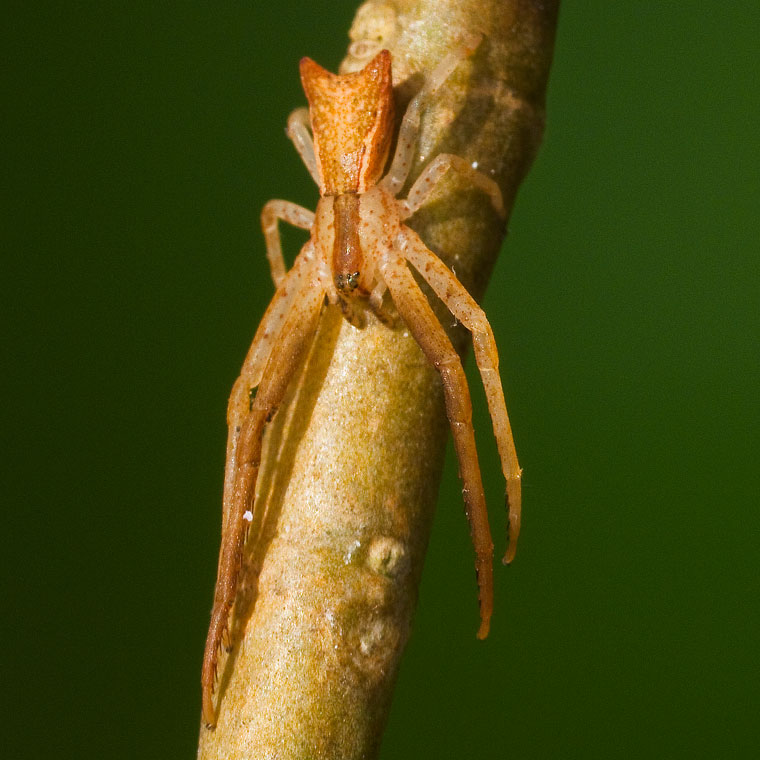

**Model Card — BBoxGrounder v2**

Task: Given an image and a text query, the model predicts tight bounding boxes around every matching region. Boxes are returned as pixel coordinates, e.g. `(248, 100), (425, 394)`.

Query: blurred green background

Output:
(4, 2), (759, 757)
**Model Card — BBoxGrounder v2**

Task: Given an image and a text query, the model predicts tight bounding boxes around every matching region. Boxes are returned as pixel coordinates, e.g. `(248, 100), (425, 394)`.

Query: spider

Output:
(201, 36), (522, 728)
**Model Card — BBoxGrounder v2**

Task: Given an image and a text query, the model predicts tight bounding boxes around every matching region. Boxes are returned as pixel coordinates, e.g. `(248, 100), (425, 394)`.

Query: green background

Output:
(4, 2), (759, 757)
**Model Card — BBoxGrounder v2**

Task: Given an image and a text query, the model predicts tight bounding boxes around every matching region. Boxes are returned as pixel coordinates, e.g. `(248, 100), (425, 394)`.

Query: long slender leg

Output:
(400, 227), (522, 563)
(380, 253), (494, 640)
(286, 107), (320, 187)
(400, 153), (505, 219)
(222, 242), (315, 546)
(380, 34), (481, 197)
(202, 263), (324, 729)
(218, 244), (320, 641)
(222, 242), (315, 530)
(233, 242), (316, 404)
(260, 200), (315, 286)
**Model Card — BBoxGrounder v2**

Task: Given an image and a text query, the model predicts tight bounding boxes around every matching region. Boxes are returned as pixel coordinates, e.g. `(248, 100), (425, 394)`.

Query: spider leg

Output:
(202, 252), (323, 729)
(380, 34), (482, 197)
(400, 153), (505, 220)
(380, 253), (494, 639)
(286, 107), (320, 186)
(260, 200), (315, 286)
(369, 279), (387, 310)
(222, 242), (315, 548)
(368, 280), (395, 327)
(233, 242), (317, 401)
(400, 227), (522, 563)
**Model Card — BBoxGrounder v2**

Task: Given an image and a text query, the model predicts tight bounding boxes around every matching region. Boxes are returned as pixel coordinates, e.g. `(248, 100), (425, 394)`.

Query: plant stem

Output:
(197, 2), (559, 757)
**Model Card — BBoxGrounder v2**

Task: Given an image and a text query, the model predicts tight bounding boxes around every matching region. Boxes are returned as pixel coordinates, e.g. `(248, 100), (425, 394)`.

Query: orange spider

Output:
(202, 36), (521, 728)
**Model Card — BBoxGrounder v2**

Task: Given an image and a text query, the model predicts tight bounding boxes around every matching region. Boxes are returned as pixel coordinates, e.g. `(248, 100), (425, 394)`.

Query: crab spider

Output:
(202, 37), (522, 728)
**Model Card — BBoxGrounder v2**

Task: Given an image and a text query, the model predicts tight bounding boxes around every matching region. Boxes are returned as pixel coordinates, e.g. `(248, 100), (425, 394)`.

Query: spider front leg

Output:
(380, 253), (494, 639)
(202, 263), (325, 729)
(400, 227), (522, 562)
(222, 241), (316, 534)
(260, 200), (315, 286)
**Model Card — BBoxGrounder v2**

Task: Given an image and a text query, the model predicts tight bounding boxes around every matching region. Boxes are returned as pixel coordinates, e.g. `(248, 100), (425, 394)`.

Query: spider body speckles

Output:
(202, 36), (521, 729)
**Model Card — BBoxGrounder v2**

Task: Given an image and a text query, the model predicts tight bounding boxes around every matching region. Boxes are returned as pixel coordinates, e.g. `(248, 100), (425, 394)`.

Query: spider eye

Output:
(335, 272), (360, 292)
